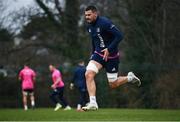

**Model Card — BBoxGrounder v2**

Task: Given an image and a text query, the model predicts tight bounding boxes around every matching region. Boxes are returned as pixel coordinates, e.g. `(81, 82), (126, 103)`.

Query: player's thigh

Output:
(28, 89), (34, 96)
(105, 58), (119, 82)
(91, 60), (103, 69)
(86, 53), (104, 73)
(51, 90), (58, 96)
(22, 89), (29, 96)
(56, 87), (64, 97)
(85, 63), (100, 81)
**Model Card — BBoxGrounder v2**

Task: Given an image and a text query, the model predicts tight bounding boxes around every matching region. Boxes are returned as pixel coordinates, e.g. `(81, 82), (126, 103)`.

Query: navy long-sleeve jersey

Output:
(72, 65), (86, 89)
(87, 16), (123, 55)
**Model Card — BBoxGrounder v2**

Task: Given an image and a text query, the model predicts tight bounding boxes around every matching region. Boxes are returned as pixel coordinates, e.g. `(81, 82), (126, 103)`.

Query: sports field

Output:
(0, 108), (180, 121)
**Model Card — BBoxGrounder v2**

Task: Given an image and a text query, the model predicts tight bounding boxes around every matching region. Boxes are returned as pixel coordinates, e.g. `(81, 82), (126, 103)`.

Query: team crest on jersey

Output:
(110, 24), (115, 29)
(88, 28), (91, 33)
(96, 27), (100, 33)
(112, 68), (116, 71)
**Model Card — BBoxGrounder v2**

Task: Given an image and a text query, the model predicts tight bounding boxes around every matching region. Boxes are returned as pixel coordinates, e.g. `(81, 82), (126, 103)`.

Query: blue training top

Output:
(72, 65), (86, 89)
(87, 16), (123, 56)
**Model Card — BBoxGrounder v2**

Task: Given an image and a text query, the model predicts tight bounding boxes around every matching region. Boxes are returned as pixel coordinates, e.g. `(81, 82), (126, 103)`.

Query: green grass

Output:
(0, 108), (180, 121)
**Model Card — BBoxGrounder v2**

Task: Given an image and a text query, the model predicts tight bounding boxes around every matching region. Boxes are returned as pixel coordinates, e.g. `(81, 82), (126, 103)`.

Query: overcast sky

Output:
(0, 0), (64, 34)
(1, 0), (36, 34)
(3, 0), (65, 17)
(4, 0), (35, 13)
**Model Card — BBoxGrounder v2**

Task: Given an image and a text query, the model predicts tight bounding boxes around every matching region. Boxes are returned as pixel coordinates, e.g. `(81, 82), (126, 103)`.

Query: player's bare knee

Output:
(85, 71), (94, 81)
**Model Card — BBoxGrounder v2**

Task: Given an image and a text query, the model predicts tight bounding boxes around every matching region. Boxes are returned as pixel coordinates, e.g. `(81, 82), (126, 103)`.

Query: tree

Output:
(35, 0), (81, 59)
(62, 0), (80, 59)
(121, 0), (180, 108)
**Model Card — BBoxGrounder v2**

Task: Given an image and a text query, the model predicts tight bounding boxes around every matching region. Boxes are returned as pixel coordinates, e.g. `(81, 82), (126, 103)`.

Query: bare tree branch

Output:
(54, 0), (63, 15)
(35, 0), (61, 28)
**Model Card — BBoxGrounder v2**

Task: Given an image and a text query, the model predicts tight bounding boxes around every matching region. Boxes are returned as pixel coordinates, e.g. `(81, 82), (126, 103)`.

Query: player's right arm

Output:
(51, 77), (61, 89)
(70, 69), (77, 90)
(18, 71), (22, 81)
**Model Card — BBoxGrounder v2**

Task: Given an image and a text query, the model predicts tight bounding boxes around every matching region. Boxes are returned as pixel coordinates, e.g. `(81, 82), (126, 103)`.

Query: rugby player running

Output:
(82, 6), (141, 111)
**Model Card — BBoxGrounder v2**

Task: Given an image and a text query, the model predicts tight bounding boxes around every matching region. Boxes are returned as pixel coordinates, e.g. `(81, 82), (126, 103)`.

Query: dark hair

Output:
(85, 5), (97, 12)
(74, 59), (83, 64)
(24, 62), (30, 67)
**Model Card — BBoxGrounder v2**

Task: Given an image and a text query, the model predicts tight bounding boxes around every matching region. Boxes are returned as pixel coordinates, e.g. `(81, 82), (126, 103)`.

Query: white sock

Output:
(56, 103), (61, 106)
(77, 104), (81, 110)
(127, 75), (133, 82)
(90, 96), (97, 104)
(31, 100), (35, 107)
(24, 105), (28, 110)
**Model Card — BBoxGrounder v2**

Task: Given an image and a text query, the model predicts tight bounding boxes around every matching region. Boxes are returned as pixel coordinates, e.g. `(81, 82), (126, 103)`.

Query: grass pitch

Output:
(0, 108), (180, 121)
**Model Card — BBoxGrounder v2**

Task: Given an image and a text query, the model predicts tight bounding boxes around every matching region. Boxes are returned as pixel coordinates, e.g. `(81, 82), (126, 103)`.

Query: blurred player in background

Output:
(18, 65), (36, 111)
(0, 65), (7, 78)
(70, 60), (88, 111)
(49, 64), (71, 111)
(82, 6), (141, 111)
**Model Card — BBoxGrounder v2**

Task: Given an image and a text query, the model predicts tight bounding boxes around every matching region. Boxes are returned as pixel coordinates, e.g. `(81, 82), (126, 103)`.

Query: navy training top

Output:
(72, 65), (86, 89)
(87, 16), (123, 56)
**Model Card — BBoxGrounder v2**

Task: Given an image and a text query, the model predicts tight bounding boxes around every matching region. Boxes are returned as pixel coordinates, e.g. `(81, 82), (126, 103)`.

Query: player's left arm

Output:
(54, 77), (61, 85)
(104, 21), (124, 53)
(101, 20), (123, 61)
(70, 69), (77, 90)
(51, 76), (61, 89)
